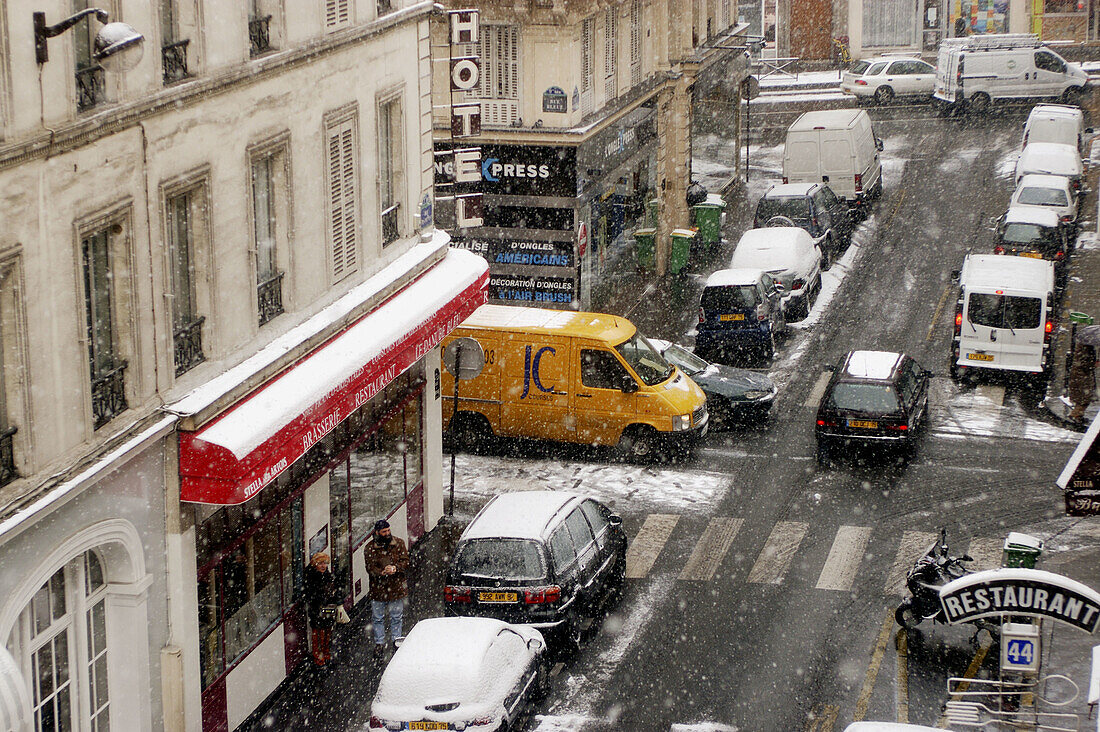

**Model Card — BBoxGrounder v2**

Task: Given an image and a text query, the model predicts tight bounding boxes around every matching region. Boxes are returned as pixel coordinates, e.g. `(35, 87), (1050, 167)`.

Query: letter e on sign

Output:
(454, 148), (482, 184)
(450, 9), (480, 44)
(451, 57), (480, 92)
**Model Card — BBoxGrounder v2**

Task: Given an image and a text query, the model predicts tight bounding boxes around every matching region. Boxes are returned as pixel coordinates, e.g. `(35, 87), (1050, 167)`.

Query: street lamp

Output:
(34, 9), (144, 72)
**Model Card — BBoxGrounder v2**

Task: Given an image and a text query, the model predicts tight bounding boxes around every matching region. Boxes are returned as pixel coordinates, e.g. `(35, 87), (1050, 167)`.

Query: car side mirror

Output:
(527, 637), (545, 653)
(950, 269), (961, 283)
(608, 514), (623, 528)
(620, 377), (639, 394)
(394, 637), (405, 649)
(961, 554), (974, 562)
(875, 137), (884, 151)
(773, 282), (786, 294)
(1087, 127), (1095, 134)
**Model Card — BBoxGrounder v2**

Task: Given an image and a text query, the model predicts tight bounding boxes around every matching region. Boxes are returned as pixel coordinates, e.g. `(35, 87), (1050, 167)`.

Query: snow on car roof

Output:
(461, 304), (635, 344)
(1017, 142), (1083, 174)
(731, 228), (812, 271)
(963, 254), (1055, 291)
(789, 108), (865, 132)
(461, 491), (580, 541)
(764, 182), (816, 197)
(844, 350), (902, 380)
(1004, 204), (1060, 226)
(1028, 103), (1083, 121)
(705, 267), (765, 287)
(1015, 173), (1072, 190)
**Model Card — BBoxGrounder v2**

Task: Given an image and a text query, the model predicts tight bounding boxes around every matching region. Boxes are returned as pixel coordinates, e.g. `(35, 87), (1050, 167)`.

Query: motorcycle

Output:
(895, 528), (998, 637)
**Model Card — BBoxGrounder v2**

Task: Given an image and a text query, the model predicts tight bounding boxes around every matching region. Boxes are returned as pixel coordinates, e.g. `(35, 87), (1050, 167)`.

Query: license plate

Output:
(1020, 251), (1043, 259)
(967, 353), (994, 362)
(409, 723), (449, 731)
(478, 591), (517, 603)
(848, 419), (878, 429)
(720, 313), (746, 321)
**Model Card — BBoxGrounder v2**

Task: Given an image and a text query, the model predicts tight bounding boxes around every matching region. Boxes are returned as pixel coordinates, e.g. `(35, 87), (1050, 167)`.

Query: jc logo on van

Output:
(521, 345), (556, 399)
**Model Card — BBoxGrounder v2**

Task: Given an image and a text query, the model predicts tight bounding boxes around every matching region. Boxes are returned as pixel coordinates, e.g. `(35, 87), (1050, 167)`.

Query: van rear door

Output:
(960, 290), (1045, 371)
(820, 130), (855, 198)
(784, 137), (821, 184)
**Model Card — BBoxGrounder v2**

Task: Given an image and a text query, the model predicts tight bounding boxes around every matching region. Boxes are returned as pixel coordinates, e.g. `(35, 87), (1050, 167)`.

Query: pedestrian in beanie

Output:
(304, 552), (341, 666)
(364, 519), (409, 655)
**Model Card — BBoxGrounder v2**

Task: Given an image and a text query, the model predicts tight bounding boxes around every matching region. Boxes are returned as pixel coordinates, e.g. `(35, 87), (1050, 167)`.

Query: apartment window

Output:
(377, 0), (394, 16)
(250, 143), (289, 326)
(379, 96), (405, 247)
(249, 0), (273, 57)
(722, 0), (731, 27)
(325, 110), (360, 281)
(73, 0), (105, 111)
(0, 262), (20, 488)
(166, 188), (206, 376)
(604, 8), (618, 100)
(863, 0), (918, 47)
(630, 1), (642, 87)
(582, 17), (595, 93)
(161, 0), (190, 84)
(325, 0), (351, 30)
(81, 229), (127, 429)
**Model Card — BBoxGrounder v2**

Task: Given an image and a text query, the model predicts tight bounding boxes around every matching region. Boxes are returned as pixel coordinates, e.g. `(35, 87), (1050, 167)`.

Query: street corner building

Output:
(0, 1), (486, 731)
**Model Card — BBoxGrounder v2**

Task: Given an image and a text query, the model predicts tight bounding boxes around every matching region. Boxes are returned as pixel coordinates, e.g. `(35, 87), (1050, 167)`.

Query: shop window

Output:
(329, 461), (352, 591)
(1045, 0), (1082, 11)
(863, 0), (918, 47)
(348, 400), (422, 547)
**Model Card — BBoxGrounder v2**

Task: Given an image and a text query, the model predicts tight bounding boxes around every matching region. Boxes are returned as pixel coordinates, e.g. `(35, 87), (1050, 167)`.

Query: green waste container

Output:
(1069, 312), (1094, 325)
(633, 228), (656, 271)
(669, 228), (696, 274)
(646, 199), (659, 228)
(692, 194), (727, 250)
(1002, 532), (1043, 569)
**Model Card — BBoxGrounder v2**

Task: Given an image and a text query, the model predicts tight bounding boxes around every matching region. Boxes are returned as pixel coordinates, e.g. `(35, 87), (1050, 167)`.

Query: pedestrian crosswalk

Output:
(625, 514), (1008, 595)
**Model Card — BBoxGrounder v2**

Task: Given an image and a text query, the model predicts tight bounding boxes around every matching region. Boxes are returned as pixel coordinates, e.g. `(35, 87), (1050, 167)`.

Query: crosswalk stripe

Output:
(747, 521), (808, 584)
(965, 536), (1003, 572)
(816, 526), (872, 591)
(804, 370), (833, 407)
(625, 514), (679, 579)
(886, 531), (937, 595)
(679, 518), (744, 581)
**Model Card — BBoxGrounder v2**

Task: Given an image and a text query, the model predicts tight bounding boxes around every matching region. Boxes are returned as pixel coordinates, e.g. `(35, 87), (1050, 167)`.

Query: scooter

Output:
(894, 528), (998, 638)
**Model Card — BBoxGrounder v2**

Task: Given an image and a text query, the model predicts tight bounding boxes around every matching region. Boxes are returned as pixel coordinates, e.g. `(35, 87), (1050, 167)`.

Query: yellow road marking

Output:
(854, 611), (896, 721)
(884, 188), (907, 227)
(936, 632), (995, 728)
(896, 629), (909, 724)
(926, 283), (952, 341)
(806, 704), (839, 732)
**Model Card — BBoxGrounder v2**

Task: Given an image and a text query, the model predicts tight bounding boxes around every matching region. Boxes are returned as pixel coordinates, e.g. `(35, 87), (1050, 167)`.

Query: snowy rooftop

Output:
(462, 491), (579, 541)
(705, 267), (765, 288)
(963, 254), (1054, 291)
(462, 304), (634, 343)
(1015, 173), (1073, 191)
(843, 350), (902, 380)
(731, 227), (813, 270)
(1017, 142), (1083, 175)
(788, 108), (864, 132)
(1004, 204), (1061, 227)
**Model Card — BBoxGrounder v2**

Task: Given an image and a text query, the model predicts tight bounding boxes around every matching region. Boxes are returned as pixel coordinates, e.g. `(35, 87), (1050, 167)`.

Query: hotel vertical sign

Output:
(449, 10), (482, 229)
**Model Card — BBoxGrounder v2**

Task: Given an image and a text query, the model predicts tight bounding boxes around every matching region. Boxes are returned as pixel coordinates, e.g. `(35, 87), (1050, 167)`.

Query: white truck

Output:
(782, 109), (883, 216)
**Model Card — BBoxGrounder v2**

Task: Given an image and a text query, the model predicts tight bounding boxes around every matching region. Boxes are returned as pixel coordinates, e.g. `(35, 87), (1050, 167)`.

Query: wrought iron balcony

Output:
(249, 15), (272, 57)
(91, 361), (128, 430)
(377, 0), (394, 16)
(381, 202), (401, 246)
(257, 271), (285, 326)
(0, 426), (17, 488)
(162, 39), (191, 85)
(76, 65), (105, 112)
(174, 316), (206, 377)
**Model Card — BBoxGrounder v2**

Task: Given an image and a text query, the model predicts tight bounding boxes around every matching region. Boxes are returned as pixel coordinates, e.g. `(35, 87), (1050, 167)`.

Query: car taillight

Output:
(816, 419), (837, 427)
(854, 173), (863, 193)
(885, 423), (908, 432)
(757, 305), (768, 321)
(1045, 320), (1054, 334)
(792, 278), (806, 290)
(525, 585), (561, 604)
(855, 79), (867, 86)
(469, 717), (496, 728)
(1073, 179), (1082, 192)
(955, 309), (963, 335)
(1061, 214), (1073, 223)
(444, 586), (471, 603)
(699, 307), (705, 324)
(993, 245), (1005, 254)
(369, 717), (383, 730)
(1055, 250), (1065, 260)
(811, 215), (819, 229)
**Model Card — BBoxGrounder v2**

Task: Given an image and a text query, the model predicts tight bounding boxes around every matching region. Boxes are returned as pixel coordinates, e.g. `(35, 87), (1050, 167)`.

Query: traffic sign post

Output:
(442, 337), (484, 516)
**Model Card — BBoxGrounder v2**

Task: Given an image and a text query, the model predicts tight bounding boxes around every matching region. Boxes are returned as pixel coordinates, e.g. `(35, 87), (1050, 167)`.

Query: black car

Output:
(993, 205), (1070, 289)
(815, 350), (931, 464)
(753, 182), (855, 270)
(444, 491), (627, 653)
(651, 339), (777, 424)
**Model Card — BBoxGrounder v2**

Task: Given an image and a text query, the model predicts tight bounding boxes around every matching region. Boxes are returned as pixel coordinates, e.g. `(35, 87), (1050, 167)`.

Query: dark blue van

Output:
(695, 268), (787, 365)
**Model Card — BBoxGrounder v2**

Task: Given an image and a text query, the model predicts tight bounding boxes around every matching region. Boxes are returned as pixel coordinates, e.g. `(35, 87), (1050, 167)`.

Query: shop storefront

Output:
(174, 244), (488, 732)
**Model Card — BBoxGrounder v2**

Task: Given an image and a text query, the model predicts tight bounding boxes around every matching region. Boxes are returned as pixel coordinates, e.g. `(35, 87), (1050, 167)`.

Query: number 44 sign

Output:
(1001, 622), (1040, 673)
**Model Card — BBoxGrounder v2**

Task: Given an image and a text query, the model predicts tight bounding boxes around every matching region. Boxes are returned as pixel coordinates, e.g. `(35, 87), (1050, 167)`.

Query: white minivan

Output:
(1023, 103), (1092, 157)
(782, 109), (883, 215)
(950, 254), (1056, 380)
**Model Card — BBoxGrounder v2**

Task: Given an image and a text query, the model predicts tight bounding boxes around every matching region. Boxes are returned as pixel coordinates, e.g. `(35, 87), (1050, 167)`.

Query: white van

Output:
(1023, 104), (1092, 157)
(950, 254), (1056, 380)
(933, 34), (1088, 113)
(782, 109), (883, 214)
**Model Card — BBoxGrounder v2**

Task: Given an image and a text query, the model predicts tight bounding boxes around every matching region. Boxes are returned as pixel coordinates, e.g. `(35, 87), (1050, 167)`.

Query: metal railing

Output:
(381, 202), (401, 246)
(0, 426), (17, 487)
(249, 15), (272, 57)
(162, 39), (191, 85)
(174, 316), (206, 376)
(945, 675), (1080, 731)
(91, 361), (128, 430)
(76, 65), (105, 112)
(257, 271), (284, 326)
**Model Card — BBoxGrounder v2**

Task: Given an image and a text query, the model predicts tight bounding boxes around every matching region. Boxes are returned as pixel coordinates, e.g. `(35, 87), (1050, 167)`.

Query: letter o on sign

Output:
(451, 59), (480, 91)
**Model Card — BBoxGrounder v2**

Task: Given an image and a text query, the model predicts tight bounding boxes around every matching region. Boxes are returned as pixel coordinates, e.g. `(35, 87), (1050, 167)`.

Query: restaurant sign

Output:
(939, 568), (1100, 633)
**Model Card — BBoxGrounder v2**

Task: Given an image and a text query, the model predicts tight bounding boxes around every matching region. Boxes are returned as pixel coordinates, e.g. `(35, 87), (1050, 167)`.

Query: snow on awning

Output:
(178, 248), (488, 505)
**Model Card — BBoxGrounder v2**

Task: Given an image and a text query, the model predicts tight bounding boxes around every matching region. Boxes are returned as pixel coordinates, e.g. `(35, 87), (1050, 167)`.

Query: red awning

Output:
(179, 248), (488, 504)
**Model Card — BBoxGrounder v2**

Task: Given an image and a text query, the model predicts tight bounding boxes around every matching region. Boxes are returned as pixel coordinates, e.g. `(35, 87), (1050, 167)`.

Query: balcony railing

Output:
(381, 202), (401, 246)
(76, 65), (105, 112)
(174, 316), (206, 377)
(377, 0), (394, 16)
(162, 39), (191, 85)
(91, 361), (128, 430)
(0, 426), (17, 488)
(249, 15), (272, 57)
(257, 271), (285, 326)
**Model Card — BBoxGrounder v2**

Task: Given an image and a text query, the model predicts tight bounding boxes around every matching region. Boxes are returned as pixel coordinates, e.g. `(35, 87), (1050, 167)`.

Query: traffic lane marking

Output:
(805, 704), (839, 732)
(747, 521), (808, 584)
(886, 530), (937, 595)
(854, 611), (896, 722)
(804, 370), (833, 407)
(926, 283), (953, 341)
(936, 632), (995, 728)
(816, 525), (872, 591)
(625, 514), (679, 579)
(896, 629), (909, 724)
(679, 517), (743, 581)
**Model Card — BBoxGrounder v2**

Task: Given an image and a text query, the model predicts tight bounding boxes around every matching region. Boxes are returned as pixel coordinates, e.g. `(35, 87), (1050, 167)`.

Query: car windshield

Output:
(454, 539), (545, 581)
(827, 382), (900, 413)
(1000, 223), (1056, 245)
(660, 343), (709, 376)
(967, 293), (1043, 329)
(702, 284), (759, 310)
(615, 332), (674, 386)
(757, 196), (812, 224)
(1016, 187), (1069, 206)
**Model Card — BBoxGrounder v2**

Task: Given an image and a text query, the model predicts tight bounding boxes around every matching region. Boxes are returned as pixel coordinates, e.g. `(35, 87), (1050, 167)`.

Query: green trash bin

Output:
(1002, 532), (1043, 569)
(646, 199), (659, 228)
(692, 194), (727, 250)
(633, 228), (656, 271)
(669, 228), (696, 274)
(1069, 312), (1094, 325)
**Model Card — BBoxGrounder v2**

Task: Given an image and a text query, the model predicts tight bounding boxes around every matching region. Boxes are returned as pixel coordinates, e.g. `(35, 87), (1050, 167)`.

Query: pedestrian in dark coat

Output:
(364, 519), (409, 653)
(304, 552), (341, 666)
(1068, 342), (1097, 422)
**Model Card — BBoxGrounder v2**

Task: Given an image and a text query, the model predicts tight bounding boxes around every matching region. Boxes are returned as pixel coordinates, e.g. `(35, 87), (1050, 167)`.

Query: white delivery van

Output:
(782, 109), (883, 215)
(1023, 103), (1092, 157)
(950, 254), (1056, 380)
(933, 34), (1088, 113)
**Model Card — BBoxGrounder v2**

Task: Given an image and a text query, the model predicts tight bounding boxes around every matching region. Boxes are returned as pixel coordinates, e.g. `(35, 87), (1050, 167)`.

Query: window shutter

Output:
(604, 8), (617, 99)
(325, 0), (350, 29)
(630, 1), (641, 86)
(582, 17), (593, 92)
(327, 118), (359, 280)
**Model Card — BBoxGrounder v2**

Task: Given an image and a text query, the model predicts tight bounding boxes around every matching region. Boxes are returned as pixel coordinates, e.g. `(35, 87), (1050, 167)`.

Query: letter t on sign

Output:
(450, 10), (480, 44)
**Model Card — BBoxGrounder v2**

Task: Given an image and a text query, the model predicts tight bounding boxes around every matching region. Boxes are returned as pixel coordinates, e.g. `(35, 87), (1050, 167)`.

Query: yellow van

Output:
(442, 305), (709, 459)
